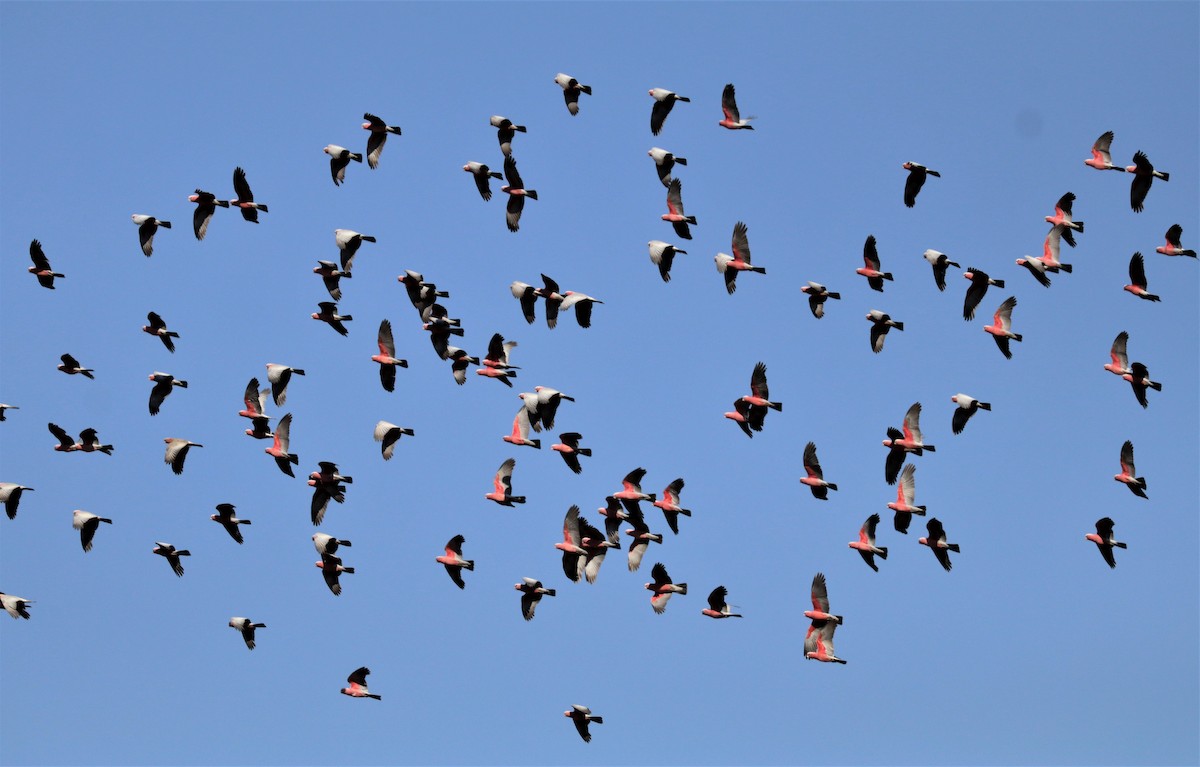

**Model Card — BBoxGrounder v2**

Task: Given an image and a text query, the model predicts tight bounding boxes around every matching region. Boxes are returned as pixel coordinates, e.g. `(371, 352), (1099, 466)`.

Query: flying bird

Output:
(521, 386), (576, 432)
(1126, 151), (1169, 212)
(147, 372), (188, 416)
(477, 333), (519, 387)
(1084, 131), (1125, 171)
(887, 463), (926, 534)
(718, 82), (754, 129)
(902, 161), (940, 207)
(362, 113), (402, 169)
(866, 310), (904, 353)
(131, 215), (171, 256)
(398, 270), (450, 315)
(28, 239), (65, 289)
(72, 510), (112, 552)
(485, 458), (525, 506)
(652, 478), (691, 534)
(1114, 441), (1148, 499)
(648, 147), (686, 187)
(265, 364), (305, 406)
(856, 235), (893, 291)
(922, 249), (960, 291)
(918, 518), (959, 572)
(951, 394), (991, 434)
(436, 535), (474, 589)
(849, 514), (888, 572)
(565, 705), (603, 743)
(645, 562), (687, 614)
(663, 178), (696, 240)
(265, 413), (298, 476)
(312, 302), (352, 336)
(734, 361), (782, 432)
(1040, 225), (1074, 273)
(490, 115), (527, 156)
(229, 167), (267, 222)
(800, 442), (838, 500)
(153, 541), (190, 577)
(229, 618), (266, 650)
(334, 229), (376, 272)
(1044, 192), (1083, 245)
(1104, 331), (1131, 378)
(882, 402), (935, 484)
(1123, 252), (1160, 302)
(313, 260), (351, 301)
(983, 296), (1022, 359)
(1015, 254), (1053, 287)
(648, 240), (686, 282)
(323, 144), (362, 186)
(48, 422), (80, 453)
(0, 404), (17, 422)
(58, 353), (94, 379)
(373, 420), (414, 461)
(502, 407), (541, 449)
(962, 267), (1005, 321)
(800, 282), (840, 318)
(514, 577), (556, 621)
(1, 593), (33, 620)
(701, 585), (743, 619)
(501, 155), (538, 232)
(163, 439), (202, 475)
(142, 312), (180, 352)
(623, 506), (662, 572)
(608, 467), (656, 515)
(554, 73), (592, 115)
(317, 554), (354, 596)
(804, 573), (846, 663)
(556, 505), (589, 583)
(551, 432), (590, 474)
(340, 667), (380, 700)
(1124, 362), (1162, 409)
(187, 189), (228, 240)
(715, 221), (765, 294)
(1086, 517), (1127, 569)
(372, 319), (408, 392)
(0, 483), (34, 520)
(1156, 224), (1196, 258)
(462, 161), (503, 201)
(312, 533), (352, 557)
(77, 428), (113, 455)
(649, 88), (689, 135)
(238, 377), (270, 422)
(210, 503), (251, 544)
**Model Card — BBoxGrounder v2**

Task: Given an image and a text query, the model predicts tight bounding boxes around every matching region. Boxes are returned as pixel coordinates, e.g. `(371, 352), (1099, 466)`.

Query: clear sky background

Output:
(1, 3), (1197, 765)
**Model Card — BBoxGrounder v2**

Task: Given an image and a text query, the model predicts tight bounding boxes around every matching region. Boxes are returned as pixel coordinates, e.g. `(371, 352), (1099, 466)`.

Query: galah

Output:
(463, 161), (502, 201)
(984, 296), (1022, 359)
(312, 533), (351, 557)
(648, 147), (686, 187)
(804, 619), (846, 664)
(515, 577), (556, 621)
(887, 463), (926, 534)
(724, 399), (756, 438)
(317, 554), (354, 596)
(148, 372), (187, 416)
(1086, 517), (1127, 569)
(323, 144), (362, 186)
(520, 386), (575, 432)
(1015, 255), (1053, 288)
(142, 312), (180, 352)
(951, 393), (991, 434)
(580, 517), (618, 584)
(422, 304), (464, 360)
(804, 572), (843, 625)
(800, 282), (840, 318)
(1, 593), (33, 620)
(188, 189), (228, 240)
(883, 402), (935, 484)
(923, 249), (960, 291)
(0, 404), (17, 421)
(1156, 224), (1196, 258)
(551, 432), (590, 474)
(0, 483), (34, 520)
(510, 281), (539, 325)
(163, 438), (202, 475)
(566, 705), (603, 742)
(715, 221), (765, 294)
(398, 270), (449, 315)
(373, 420), (414, 461)
(245, 417), (272, 440)
(238, 377), (270, 421)
(485, 457), (525, 506)
(58, 353), (94, 378)
(737, 361), (782, 431)
(340, 667), (380, 699)
(849, 513), (888, 572)
(334, 229), (376, 272)
(211, 503), (251, 544)
(866, 309), (904, 353)
(649, 240), (686, 282)
(608, 467), (656, 515)
(501, 154), (537, 233)
(362, 112), (401, 169)
(718, 83), (754, 129)
(131, 215), (171, 256)
(701, 586), (743, 619)
(312, 301), (352, 336)
(313, 260), (351, 301)
(902, 162), (940, 207)
(490, 115), (526, 157)
(229, 617), (266, 650)
(663, 177), (696, 240)
(645, 562), (687, 614)
(1126, 151), (1169, 212)
(436, 535), (473, 589)
(372, 319), (408, 393)
(446, 347), (479, 385)
(265, 364), (305, 406)
(556, 505), (588, 583)
(477, 333), (518, 387)
(228, 166), (267, 223)
(800, 442), (838, 500)
(623, 506), (662, 572)
(560, 292), (602, 328)
(962, 267), (1005, 321)
(1114, 440), (1148, 499)
(1084, 131), (1125, 171)
(1045, 192), (1083, 246)
(1125, 362), (1162, 409)
(502, 407), (541, 449)
(856, 235), (893, 292)
(1041, 225), (1074, 273)
(598, 497), (629, 546)
(919, 518), (959, 572)
(309, 462), (352, 526)
(649, 88), (689, 135)
(28, 239), (65, 289)
(78, 428), (113, 455)
(1104, 331), (1131, 377)
(48, 422), (80, 453)
(72, 510), (112, 552)
(153, 541), (190, 577)
(653, 478), (691, 534)
(1124, 252), (1160, 302)
(265, 413), (298, 477)
(554, 73), (591, 115)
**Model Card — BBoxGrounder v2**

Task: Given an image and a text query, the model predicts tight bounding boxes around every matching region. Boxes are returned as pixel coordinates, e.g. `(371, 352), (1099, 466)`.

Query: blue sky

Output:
(1, 2), (1197, 765)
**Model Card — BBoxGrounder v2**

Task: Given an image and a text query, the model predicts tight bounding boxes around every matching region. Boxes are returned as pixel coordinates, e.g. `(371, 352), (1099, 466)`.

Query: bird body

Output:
(918, 518), (959, 571)
(800, 281), (840, 318)
(228, 166), (267, 222)
(362, 113), (401, 169)
(210, 503), (251, 544)
(187, 189), (229, 240)
(132, 214), (171, 256)
(436, 535), (473, 589)
(718, 83), (754, 129)
(984, 296), (1022, 359)
(163, 439), (202, 474)
(153, 541), (190, 577)
(1086, 517), (1126, 568)
(341, 667), (380, 699)
(849, 514), (888, 571)
(951, 394), (991, 434)
(663, 177), (695, 240)
(649, 88), (689, 135)
(856, 235), (892, 291)
(229, 617), (266, 650)
(1084, 131), (1124, 171)
(1156, 224), (1196, 257)
(72, 510), (112, 551)
(645, 562), (687, 613)
(866, 310), (904, 353)
(463, 161), (503, 201)
(902, 161), (940, 207)
(922, 250), (960, 291)
(323, 144), (362, 186)
(554, 73), (592, 115)
(715, 221), (764, 294)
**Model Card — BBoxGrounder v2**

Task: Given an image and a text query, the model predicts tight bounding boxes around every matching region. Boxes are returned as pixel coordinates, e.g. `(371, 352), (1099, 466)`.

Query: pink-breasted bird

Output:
(800, 442), (837, 500)
(663, 177), (695, 240)
(645, 562), (687, 614)
(372, 319), (409, 392)
(485, 457), (525, 506)
(1124, 362), (1162, 409)
(652, 478), (691, 534)
(502, 407), (541, 449)
(340, 667), (380, 699)
(147, 372), (187, 416)
(551, 432), (590, 474)
(477, 333), (519, 387)
(849, 514), (888, 572)
(228, 166), (267, 223)
(701, 585), (743, 619)
(918, 518), (959, 572)
(883, 402), (935, 484)
(362, 113), (401, 169)
(314, 260), (351, 301)
(565, 705), (602, 742)
(608, 467), (656, 515)
(718, 83), (754, 129)
(804, 573), (846, 663)
(623, 506), (661, 572)
(1086, 517), (1126, 569)
(77, 428), (113, 455)
(265, 413), (298, 476)
(887, 463), (926, 534)
(1123, 252), (1160, 302)
(515, 577), (555, 621)
(1104, 331), (1131, 378)
(501, 154), (537, 232)
(1045, 192), (1083, 246)
(902, 162), (940, 207)
(317, 554), (354, 596)
(715, 221), (765, 294)
(142, 312), (180, 353)
(312, 302), (352, 336)
(436, 535), (473, 589)
(856, 235), (892, 292)
(28, 239), (64, 289)
(1156, 224), (1196, 258)
(1114, 440), (1148, 499)
(1126, 151), (1168, 212)
(1015, 254), (1053, 288)
(983, 296), (1022, 359)
(1040, 225), (1074, 273)
(210, 503), (251, 544)
(58, 353), (94, 379)
(1084, 131), (1124, 171)
(187, 189), (228, 240)
(736, 361), (782, 432)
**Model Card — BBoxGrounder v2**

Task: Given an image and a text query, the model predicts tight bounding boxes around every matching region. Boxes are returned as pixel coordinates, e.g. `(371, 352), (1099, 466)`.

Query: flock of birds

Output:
(1, 74), (1192, 745)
